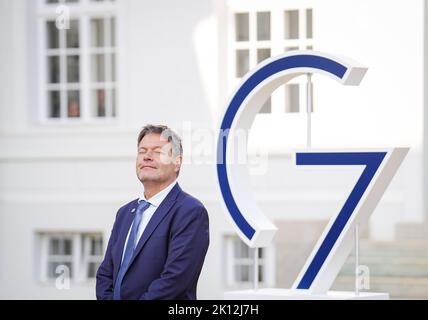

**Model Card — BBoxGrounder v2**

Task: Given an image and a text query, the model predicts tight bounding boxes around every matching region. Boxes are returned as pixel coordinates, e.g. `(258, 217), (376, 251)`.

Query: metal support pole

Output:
(355, 224), (360, 296)
(306, 73), (313, 148)
(253, 247), (259, 290)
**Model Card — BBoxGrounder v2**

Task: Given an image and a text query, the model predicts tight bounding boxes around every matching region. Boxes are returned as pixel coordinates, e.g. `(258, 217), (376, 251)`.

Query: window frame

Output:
(223, 234), (275, 288)
(38, 232), (104, 284)
(40, 233), (75, 282)
(37, 0), (118, 124)
(82, 233), (104, 279)
(226, 0), (314, 115)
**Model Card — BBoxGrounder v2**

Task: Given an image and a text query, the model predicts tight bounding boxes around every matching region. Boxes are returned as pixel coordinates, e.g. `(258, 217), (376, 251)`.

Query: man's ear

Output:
(174, 156), (182, 173)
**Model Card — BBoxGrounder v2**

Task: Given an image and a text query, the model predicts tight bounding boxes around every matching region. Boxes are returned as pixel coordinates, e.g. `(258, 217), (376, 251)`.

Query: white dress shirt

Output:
(121, 180), (177, 263)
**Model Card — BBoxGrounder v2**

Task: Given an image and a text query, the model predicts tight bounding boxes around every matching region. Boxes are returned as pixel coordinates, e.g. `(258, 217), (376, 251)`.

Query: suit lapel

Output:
(128, 183), (182, 268)
(112, 200), (138, 279)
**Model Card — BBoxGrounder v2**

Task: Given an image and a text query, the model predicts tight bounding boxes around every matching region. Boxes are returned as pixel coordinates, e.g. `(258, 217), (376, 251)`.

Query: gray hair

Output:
(137, 124), (183, 158)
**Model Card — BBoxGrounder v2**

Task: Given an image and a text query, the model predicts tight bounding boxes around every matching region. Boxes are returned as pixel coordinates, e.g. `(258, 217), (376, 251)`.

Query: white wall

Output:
(0, 0), (425, 299)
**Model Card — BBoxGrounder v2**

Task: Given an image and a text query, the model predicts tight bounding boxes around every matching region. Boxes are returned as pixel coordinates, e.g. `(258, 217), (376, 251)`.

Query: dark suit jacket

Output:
(96, 183), (209, 300)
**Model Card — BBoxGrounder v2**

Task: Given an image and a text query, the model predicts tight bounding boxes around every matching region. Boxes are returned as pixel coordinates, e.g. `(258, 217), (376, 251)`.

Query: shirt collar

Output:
(138, 180), (177, 207)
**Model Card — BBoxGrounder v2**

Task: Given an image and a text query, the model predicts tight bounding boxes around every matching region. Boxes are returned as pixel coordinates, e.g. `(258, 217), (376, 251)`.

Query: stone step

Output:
(339, 257), (428, 278)
(333, 239), (428, 299)
(332, 276), (428, 299)
(395, 223), (428, 240)
(357, 240), (428, 258)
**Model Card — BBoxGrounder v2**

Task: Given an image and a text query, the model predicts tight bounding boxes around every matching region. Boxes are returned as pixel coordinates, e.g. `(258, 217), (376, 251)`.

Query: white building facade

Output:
(0, 0), (427, 299)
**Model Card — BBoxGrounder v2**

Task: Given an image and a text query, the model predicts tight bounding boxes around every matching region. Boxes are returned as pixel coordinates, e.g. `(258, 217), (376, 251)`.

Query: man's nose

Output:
(143, 151), (153, 161)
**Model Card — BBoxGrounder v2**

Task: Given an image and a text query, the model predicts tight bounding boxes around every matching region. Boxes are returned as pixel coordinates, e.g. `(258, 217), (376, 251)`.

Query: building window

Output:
(39, 232), (104, 282)
(285, 83), (300, 113)
(83, 233), (104, 278)
(230, 5), (313, 114)
(46, 235), (74, 278)
(89, 16), (116, 118)
(224, 235), (274, 288)
(38, 0), (117, 122)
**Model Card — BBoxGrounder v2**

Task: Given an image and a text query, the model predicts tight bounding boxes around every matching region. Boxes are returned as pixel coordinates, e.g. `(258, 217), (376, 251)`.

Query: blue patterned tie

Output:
(113, 200), (151, 300)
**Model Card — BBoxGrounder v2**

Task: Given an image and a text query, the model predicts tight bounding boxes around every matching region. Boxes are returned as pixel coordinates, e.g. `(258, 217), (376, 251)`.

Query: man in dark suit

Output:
(96, 124), (209, 300)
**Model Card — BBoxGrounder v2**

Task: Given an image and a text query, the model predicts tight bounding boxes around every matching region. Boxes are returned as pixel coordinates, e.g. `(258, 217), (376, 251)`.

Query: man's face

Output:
(136, 133), (181, 184)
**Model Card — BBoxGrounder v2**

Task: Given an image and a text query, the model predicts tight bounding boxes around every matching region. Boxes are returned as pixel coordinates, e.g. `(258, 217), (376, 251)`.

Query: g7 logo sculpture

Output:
(217, 51), (408, 294)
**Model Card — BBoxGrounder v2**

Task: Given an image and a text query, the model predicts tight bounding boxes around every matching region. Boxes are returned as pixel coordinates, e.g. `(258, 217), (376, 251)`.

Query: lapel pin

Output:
(131, 208), (136, 213)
